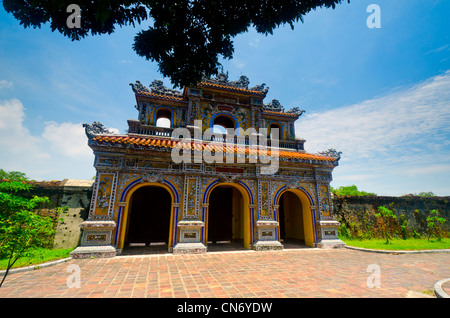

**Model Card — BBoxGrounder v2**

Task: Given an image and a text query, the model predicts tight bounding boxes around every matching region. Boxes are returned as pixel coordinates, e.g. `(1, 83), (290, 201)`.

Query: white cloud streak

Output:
(295, 71), (450, 195)
(0, 80), (13, 89)
(0, 99), (117, 180)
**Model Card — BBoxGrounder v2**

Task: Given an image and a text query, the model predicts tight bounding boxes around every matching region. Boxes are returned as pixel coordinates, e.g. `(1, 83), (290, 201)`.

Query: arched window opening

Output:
(212, 115), (235, 134)
(155, 108), (172, 128)
(156, 117), (171, 128)
(270, 122), (282, 140)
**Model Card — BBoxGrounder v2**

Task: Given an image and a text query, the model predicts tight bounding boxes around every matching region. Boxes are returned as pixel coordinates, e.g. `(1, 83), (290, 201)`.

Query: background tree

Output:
(331, 185), (376, 196)
(375, 205), (397, 244)
(425, 210), (446, 242)
(415, 191), (435, 198)
(3, 0), (349, 87)
(0, 170), (55, 287)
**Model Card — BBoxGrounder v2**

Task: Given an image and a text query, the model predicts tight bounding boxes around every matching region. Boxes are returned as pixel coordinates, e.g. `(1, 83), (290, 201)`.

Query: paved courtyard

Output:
(0, 248), (448, 298)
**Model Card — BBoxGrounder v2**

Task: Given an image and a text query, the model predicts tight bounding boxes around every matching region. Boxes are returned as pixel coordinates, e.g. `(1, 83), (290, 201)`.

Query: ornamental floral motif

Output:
(96, 176), (112, 210)
(140, 172), (163, 183)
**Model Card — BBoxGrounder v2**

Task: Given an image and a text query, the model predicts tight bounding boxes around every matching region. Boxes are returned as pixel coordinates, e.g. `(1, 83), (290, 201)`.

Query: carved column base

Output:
(252, 240), (284, 251)
(70, 245), (117, 259)
(315, 220), (346, 249)
(173, 243), (207, 254)
(70, 220), (117, 258)
(252, 220), (284, 251)
(172, 220), (207, 254)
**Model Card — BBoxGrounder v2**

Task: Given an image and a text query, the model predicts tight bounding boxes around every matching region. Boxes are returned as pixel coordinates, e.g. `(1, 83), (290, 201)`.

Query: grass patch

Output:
(0, 248), (73, 270)
(341, 238), (450, 250)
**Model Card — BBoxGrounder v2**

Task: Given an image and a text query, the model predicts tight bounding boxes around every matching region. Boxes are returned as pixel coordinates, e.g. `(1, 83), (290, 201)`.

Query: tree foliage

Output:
(415, 191), (435, 198)
(331, 185), (376, 197)
(3, 0), (349, 87)
(375, 205), (397, 244)
(0, 170), (55, 287)
(425, 210), (446, 242)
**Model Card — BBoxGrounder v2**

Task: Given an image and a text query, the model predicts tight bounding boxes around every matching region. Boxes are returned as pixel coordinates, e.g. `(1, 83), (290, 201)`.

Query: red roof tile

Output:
(92, 135), (336, 164)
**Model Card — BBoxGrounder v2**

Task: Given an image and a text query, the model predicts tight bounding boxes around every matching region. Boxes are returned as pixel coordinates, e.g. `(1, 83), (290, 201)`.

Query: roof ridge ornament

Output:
(149, 80), (182, 96)
(129, 80), (150, 94)
(249, 83), (269, 94)
(286, 107), (305, 116)
(203, 72), (269, 93)
(264, 99), (284, 112)
(83, 122), (115, 139)
(129, 80), (182, 96)
(317, 148), (342, 160)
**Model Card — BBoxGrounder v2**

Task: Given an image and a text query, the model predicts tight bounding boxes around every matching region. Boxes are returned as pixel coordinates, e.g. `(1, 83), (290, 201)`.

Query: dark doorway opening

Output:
(123, 186), (172, 254)
(207, 186), (246, 252)
(278, 191), (308, 249)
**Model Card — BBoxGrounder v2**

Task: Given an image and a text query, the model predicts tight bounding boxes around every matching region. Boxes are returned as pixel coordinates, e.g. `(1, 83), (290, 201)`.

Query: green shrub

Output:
(375, 206), (397, 244)
(426, 210), (446, 241)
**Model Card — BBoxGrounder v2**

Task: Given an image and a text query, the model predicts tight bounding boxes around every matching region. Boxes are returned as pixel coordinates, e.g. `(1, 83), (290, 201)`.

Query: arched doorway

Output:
(123, 185), (172, 252)
(276, 189), (315, 247)
(279, 191), (305, 245)
(206, 184), (251, 250)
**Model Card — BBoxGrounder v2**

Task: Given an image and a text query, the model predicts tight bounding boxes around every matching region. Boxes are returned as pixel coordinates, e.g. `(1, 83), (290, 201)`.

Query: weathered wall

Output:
(333, 195), (449, 238)
(24, 179), (93, 249)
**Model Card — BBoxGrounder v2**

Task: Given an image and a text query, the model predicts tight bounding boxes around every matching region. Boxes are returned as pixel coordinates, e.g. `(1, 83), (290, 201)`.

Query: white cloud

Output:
(232, 58), (246, 69)
(0, 80), (13, 89)
(0, 99), (48, 159)
(296, 71), (450, 195)
(41, 121), (92, 158)
(0, 98), (101, 180)
(297, 70), (450, 158)
(249, 38), (260, 48)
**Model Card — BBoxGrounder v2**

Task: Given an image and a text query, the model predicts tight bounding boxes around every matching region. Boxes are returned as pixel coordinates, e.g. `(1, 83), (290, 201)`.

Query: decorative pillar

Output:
(314, 174), (346, 248)
(172, 175), (207, 254)
(252, 180), (283, 251)
(70, 171), (118, 258)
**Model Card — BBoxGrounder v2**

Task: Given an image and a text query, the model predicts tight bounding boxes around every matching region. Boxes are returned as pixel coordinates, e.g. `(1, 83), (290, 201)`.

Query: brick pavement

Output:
(0, 248), (448, 298)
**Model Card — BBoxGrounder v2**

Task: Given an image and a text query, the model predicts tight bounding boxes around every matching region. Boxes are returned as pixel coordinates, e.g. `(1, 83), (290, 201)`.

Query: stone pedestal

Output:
(70, 220), (117, 258)
(315, 220), (346, 248)
(252, 220), (283, 251)
(172, 220), (207, 254)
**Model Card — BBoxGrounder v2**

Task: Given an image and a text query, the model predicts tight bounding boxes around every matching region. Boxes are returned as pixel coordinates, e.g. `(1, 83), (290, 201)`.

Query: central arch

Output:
(203, 181), (252, 249)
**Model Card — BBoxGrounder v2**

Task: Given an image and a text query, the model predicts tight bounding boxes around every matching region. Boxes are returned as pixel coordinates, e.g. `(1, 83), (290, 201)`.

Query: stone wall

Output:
(22, 180), (449, 247)
(333, 195), (449, 238)
(23, 179), (93, 249)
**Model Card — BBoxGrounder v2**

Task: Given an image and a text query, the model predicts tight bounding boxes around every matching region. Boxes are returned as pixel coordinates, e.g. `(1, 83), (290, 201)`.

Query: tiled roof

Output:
(197, 82), (266, 95)
(91, 135), (336, 164)
(135, 91), (186, 102)
(262, 110), (299, 118)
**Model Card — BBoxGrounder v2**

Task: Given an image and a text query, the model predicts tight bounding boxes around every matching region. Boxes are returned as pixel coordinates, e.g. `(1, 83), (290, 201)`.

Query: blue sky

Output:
(1, 0), (449, 196)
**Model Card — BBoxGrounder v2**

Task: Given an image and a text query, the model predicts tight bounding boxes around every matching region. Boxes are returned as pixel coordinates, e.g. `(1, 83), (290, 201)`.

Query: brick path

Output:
(0, 248), (448, 298)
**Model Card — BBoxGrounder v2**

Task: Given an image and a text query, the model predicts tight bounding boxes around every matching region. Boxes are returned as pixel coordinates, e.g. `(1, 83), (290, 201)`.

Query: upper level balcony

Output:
(127, 119), (306, 152)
